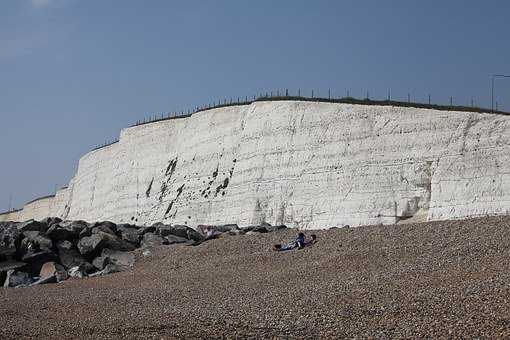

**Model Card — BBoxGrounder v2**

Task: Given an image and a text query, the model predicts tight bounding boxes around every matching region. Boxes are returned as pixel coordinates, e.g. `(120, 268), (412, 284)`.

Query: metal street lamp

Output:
(491, 74), (510, 112)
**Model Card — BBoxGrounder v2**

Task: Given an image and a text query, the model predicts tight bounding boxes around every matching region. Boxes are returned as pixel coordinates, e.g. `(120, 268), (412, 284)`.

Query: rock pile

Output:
(0, 218), (286, 288)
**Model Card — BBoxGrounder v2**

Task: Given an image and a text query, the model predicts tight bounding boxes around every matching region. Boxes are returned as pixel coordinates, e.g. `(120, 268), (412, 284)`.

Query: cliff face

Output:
(2, 101), (510, 229)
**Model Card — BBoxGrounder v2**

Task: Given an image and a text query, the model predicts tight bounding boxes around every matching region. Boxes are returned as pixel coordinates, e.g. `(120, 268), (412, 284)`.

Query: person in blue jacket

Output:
(273, 232), (313, 251)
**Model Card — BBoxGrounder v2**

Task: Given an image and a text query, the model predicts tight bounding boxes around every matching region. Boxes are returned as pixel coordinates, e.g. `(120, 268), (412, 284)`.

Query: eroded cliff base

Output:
(2, 216), (510, 338)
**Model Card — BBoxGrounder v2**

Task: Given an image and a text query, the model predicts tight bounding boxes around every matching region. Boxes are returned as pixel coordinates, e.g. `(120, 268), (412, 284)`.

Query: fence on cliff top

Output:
(91, 89), (508, 151)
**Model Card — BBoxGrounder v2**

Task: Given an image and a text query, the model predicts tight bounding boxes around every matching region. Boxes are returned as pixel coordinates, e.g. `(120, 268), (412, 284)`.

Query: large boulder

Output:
(0, 260), (27, 286)
(0, 245), (17, 261)
(120, 230), (140, 246)
(91, 221), (117, 236)
(137, 225), (156, 235)
(116, 223), (139, 232)
(116, 224), (141, 246)
(78, 232), (135, 257)
(56, 240), (86, 269)
(267, 224), (288, 233)
(31, 275), (57, 286)
(39, 262), (68, 282)
(77, 234), (107, 257)
(242, 223), (284, 234)
(101, 248), (135, 268)
(155, 224), (203, 241)
(21, 250), (58, 275)
(141, 232), (168, 248)
(3, 270), (34, 288)
(46, 220), (89, 241)
(20, 231), (53, 253)
(79, 226), (92, 239)
(40, 217), (62, 228)
(164, 235), (190, 245)
(93, 249), (135, 271)
(197, 224), (239, 234)
(16, 220), (47, 233)
(92, 255), (108, 270)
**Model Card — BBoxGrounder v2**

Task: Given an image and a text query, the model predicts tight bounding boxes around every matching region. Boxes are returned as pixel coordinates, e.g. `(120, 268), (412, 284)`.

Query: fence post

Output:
(408, 93), (410, 103)
(428, 94), (431, 105)
(298, 89), (301, 97)
(328, 89), (331, 99)
(286, 89), (289, 97)
(311, 90), (314, 98)
(450, 97), (453, 106)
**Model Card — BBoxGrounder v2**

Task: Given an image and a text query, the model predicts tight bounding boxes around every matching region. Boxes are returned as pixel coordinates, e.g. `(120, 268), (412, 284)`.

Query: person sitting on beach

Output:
(273, 232), (307, 251)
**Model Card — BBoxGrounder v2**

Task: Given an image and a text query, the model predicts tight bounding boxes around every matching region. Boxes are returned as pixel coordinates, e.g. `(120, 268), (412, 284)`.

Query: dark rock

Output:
(116, 223), (139, 231)
(101, 248), (135, 269)
(21, 250), (58, 275)
(78, 232), (135, 257)
(79, 227), (92, 239)
(198, 224), (239, 233)
(137, 225), (156, 235)
(56, 240), (86, 269)
(0, 260), (27, 286)
(39, 262), (68, 282)
(0, 260), (26, 272)
(91, 221), (117, 236)
(115, 224), (141, 246)
(251, 225), (269, 233)
(0, 245), (17, 261)
(46, 220), (88, 241)
(31, 275), (57, 286)
(68, 266), (85, 278)
(164, 235), (190, 245)
(156, 224), (176, 237)
(16, 220), (46, 233)
(68, 262), (95, 278)
(240, 226), (255, 233)
(121, 230), (140, 246)
(156, 224), (203, 241)
(21, 231), (53, 252)
(228, 229), (246, 236)
(40, 217), (62, 228)
(92, 255), (108, 270)
(217, 224), (239, 232)
(141, 232), (168, 248)
(3, 270), (34, 288)
(77, 234), (108, 257)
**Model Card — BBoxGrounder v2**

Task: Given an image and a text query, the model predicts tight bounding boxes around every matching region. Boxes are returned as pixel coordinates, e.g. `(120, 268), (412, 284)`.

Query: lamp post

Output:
(491, 74), (510, 112)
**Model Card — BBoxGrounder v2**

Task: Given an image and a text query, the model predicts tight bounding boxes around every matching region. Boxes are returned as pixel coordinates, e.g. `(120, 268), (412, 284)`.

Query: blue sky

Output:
(1, 0), (509, 211)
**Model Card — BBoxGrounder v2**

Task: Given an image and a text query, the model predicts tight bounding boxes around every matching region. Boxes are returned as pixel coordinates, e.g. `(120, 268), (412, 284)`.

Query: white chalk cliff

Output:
(2, 100), (510, 229)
